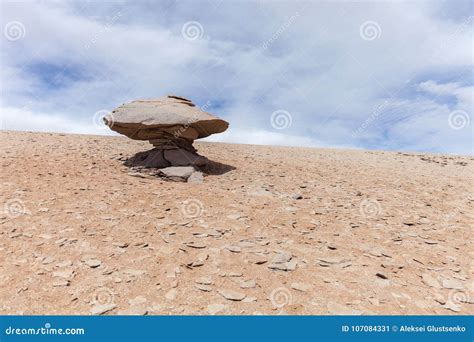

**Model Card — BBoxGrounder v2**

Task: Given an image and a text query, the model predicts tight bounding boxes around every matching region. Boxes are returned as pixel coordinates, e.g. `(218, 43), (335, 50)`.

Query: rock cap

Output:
(105, 95), (229, 140)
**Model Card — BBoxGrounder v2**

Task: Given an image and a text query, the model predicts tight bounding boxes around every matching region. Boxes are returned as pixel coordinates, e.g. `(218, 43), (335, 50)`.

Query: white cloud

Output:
(418, 80), (473, 109)
(0, 1), (472, 154)
(0, 105), (115, 136)
(205, 128), (329, 148)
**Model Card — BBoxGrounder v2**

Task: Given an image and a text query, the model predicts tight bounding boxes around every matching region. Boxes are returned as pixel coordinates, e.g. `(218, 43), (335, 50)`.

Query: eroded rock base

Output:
(124, 148), (207, 182)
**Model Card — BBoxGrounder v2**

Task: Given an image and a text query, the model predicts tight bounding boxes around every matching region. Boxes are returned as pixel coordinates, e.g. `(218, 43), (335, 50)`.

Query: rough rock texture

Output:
(106, 95), (228, 140)
(105, 95), (228, 182)
(1, 131), (473, 315)
(158, 166), (196, 182)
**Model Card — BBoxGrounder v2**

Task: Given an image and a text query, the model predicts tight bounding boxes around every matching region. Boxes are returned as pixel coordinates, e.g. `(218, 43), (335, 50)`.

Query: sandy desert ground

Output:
(0, 130), (472, 315)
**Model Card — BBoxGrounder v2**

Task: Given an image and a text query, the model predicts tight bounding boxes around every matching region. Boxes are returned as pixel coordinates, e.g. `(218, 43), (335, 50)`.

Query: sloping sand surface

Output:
(0, 131), (472, 315)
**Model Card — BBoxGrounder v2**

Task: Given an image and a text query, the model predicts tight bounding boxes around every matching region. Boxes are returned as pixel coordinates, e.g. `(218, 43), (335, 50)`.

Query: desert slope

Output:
(0, 130), (472, 315)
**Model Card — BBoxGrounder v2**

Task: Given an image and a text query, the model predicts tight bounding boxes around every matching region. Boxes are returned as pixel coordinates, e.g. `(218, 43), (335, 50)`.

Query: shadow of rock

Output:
(124, 149), (170, 168)
(123, 149), (235, 176)
(198, 160), (236, 175)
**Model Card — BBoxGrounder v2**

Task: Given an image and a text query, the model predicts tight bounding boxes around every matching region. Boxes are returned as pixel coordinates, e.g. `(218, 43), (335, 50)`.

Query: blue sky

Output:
(1, 0), (472, 154)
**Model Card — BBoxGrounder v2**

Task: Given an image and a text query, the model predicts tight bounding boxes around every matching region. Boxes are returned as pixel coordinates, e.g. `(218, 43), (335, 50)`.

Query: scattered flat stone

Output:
(52, 279), (70, 287)
(268, 259), (297, 271)
(128, 296), (147, 306)
(226, 245), (242, 253)
(207, 303), (226, 315)
(165, 289), (177, 301)
(376, 273), (388, 280)
(291, 193), (303, 200)
(42, 256), (55, 265)
(159, 166), (196, 180)
(85, 259), (102, 268)
(228, 272), (243, 277)
(188, 252), (209, 267)
(128, 171), (147, 178)
(218, 289), (246, 301)
(195, 277), (213, 285)
(227, 213), (243, 220)
(195, 284), (213, 292)
(123, 269), (147, 277)
(327, 302), (362, 315)
(187, 171), (204, 184)
(272, 252), (292, 264)
(113, 242), (129, 248)
(90, 304), (117, 315)
(268, 253), (297, 271)
(243, 297), (258, 303)
(184, 241), (207, 249)
(443, 301), (461, 312)
(56, 260), (73, 267)
(117, 307), (148, 315)
(240, 279), (256, 289)
(238, 241), (256, 248)
(442, 278), (463, 290)
(421, 273), (441, 288)
(291, 282), (312, 292)
(52, 269), (75, 279)
(249, 255), (268, 265)
(317, 257), (351, 267)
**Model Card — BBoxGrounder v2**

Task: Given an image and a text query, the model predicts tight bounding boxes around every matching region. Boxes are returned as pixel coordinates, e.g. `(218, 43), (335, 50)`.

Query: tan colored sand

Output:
(0, 131), (472, 315)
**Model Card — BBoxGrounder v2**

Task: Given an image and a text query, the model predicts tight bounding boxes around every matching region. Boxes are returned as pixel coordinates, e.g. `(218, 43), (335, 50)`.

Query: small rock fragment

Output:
(165, 289), (177, 301)
(195, 284), (213, 292)
(207, 303), (226, 315)
(268, 253), (297, 271)
(226, 245), (242, 253)
(187, 171), (204, 184)
(90, 304), (117, 315)
(85, 259), (102, 268)
(52, 279), (70, 287)
(117, 307), (148, 315)
(291, 193), (303, 200)
(240, 279), (256, 289)
(442, 278), (463, 290)
(421, 273), (441, 289)
(291, 282), (311, 292)
(218, 289), (246, 301)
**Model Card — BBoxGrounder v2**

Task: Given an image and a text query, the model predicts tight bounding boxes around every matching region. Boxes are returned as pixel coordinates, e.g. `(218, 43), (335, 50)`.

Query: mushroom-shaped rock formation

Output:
(105, 95), (229, 182)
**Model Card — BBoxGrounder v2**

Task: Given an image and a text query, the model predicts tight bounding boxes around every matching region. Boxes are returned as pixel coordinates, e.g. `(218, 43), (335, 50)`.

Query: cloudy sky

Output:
(1, 0), (472, 154)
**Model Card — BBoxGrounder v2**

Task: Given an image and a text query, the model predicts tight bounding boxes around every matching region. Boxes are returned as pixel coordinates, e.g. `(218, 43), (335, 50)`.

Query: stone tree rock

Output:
(105, 95), (229, 182)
